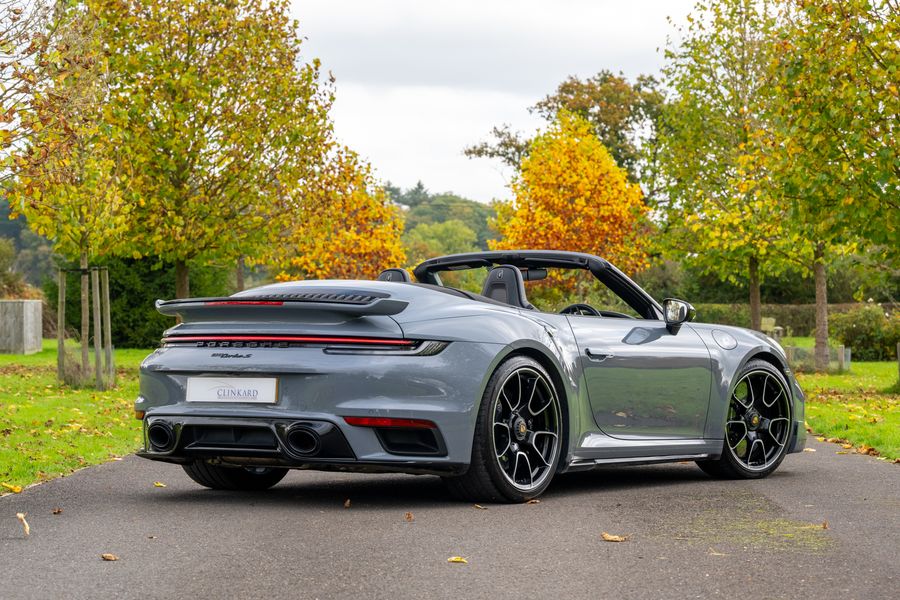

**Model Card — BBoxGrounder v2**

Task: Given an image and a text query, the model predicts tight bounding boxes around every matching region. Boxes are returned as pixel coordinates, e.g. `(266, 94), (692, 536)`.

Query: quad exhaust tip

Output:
(285, 426), (321, 456)
(147, 422), (176, 452)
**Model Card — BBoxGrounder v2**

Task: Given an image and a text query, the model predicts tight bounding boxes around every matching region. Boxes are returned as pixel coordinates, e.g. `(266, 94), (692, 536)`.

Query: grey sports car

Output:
(136, 250), (805, 502)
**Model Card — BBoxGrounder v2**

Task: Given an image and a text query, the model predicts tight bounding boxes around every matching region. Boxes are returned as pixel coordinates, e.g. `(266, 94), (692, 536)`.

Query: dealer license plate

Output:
(185, 377), (278, 403)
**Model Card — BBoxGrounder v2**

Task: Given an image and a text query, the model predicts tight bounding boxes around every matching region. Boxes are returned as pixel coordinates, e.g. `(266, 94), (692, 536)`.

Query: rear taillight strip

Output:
(162, 335), (415, 346)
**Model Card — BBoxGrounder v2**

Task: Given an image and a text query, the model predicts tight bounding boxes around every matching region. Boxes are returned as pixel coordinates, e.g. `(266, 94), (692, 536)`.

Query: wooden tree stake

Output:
(101, 268), (114, 386)
(91, 269), (104, 390)
(56, 269), (66, 382)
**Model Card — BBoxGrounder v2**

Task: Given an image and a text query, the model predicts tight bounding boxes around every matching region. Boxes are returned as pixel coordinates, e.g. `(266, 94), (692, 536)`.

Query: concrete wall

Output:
(0, 300), (42, 355)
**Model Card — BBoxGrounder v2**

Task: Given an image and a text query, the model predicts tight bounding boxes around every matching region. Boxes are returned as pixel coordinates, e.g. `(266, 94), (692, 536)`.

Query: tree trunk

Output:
(748, 255), (761, 331)
(175, 260), (190, 298)
(91, 268), (104, 390)
(80, 252), (89, 376)
(235, 256), (245, 292)
(813, 242), (829, 372)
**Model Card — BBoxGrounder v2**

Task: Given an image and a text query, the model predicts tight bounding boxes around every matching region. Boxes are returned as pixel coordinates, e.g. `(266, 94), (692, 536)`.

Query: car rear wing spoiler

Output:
(156, 292), (409, 319)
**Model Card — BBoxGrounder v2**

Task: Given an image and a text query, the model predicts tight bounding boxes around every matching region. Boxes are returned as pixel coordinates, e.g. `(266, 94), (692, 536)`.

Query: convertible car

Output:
(136, 250), (805, 502)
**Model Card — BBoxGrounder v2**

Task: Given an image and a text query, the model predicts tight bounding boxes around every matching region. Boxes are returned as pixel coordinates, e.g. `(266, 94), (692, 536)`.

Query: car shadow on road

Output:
(139, 461), (757, 510)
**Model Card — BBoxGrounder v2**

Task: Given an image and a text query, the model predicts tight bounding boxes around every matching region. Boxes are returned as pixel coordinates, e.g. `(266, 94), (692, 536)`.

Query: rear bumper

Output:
(137, 413), (466, 475)
(136, 341), (505, 472)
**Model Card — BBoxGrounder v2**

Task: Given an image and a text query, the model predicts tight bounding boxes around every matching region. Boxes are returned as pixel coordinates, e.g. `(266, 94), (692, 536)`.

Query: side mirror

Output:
(662, 298), (696, 334)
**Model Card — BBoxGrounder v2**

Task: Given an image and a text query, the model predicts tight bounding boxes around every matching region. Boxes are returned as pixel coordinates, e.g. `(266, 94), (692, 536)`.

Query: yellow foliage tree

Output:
(265, 147), (405, 281)
(491, 112), (647, 274)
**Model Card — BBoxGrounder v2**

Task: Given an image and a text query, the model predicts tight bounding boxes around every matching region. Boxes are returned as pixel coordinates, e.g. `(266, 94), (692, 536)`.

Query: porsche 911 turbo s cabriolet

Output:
(136, 250), (805, 502)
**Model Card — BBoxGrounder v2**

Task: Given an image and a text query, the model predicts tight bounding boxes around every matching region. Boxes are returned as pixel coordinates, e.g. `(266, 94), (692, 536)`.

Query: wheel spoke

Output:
(528, 381), (552, 416)
(493, 422), (511, 458)
(766, 417), (789, 447)
(726, 420), (747, 451)
(762, 375), (784, 408)
(747, 434), (766, 466)
(513, 451), (533, 486)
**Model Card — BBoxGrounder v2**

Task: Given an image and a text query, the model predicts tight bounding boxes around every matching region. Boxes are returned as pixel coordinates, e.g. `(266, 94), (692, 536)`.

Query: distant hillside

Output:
(387, 181), (495, 250)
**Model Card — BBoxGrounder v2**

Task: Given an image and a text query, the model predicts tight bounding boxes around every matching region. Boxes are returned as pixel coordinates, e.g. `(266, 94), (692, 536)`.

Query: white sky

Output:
(291, 0), (696, 203)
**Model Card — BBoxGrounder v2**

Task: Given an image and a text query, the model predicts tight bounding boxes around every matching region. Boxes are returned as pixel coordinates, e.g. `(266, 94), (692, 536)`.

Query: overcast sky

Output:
(291, 0), (696, 203)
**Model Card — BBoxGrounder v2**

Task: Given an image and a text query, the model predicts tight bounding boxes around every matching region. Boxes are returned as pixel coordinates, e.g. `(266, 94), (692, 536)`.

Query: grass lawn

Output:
(0, 340), (149, 494)
(797, 361), (900, 461)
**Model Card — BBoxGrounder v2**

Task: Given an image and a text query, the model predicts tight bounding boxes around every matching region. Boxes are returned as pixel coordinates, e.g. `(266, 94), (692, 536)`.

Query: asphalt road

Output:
(1, 438), (898, 600)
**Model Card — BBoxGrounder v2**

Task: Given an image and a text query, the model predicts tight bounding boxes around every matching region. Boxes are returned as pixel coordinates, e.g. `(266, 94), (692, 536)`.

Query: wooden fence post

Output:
(896, 342), (899, 383)
(91, 268), (104, 390)
(837, 344), (845, 372)
(101, 268), (114, 386)
(57, 269), (66, 382)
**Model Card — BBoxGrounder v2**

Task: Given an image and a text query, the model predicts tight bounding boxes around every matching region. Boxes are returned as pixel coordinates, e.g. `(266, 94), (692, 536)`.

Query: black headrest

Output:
(377, 268), (411, 282)
(480, 265), (533, 309)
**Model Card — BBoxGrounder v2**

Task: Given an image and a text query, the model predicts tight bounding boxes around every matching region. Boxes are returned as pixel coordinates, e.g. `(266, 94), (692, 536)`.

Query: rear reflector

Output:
(343, 416), (437, 429)
(162, 335), (415, 346)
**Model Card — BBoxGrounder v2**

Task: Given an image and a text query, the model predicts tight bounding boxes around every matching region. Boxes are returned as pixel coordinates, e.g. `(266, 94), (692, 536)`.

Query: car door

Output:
(566, 315), (713, 439)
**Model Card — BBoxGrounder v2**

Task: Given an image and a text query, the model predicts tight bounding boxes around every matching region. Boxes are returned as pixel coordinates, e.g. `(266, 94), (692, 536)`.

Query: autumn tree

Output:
(466, 71), (664, 194)
(0, 0), (51, 178)
(756, 0), (899, 370)
(491, 112), (647, 273)
(264, 147), (405, 281)
(94, 0), (333, 297)
(8, 3), (129, 377)
(656, 0), (797, 331)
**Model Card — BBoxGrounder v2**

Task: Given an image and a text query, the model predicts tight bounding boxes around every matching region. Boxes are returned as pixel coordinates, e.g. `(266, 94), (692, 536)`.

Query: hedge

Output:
(693, 302), (898, 336)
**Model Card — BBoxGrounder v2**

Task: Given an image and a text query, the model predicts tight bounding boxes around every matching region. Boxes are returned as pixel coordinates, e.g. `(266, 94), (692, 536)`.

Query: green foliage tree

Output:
(656, 0), (798, 331)
(403, 220), (478, 266)
(755, 0), (899, 370)
(95, 0), (334, 297)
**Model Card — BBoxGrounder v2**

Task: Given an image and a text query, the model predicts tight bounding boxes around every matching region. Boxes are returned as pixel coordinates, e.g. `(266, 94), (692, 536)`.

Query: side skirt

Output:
(563, 434), (723, 472)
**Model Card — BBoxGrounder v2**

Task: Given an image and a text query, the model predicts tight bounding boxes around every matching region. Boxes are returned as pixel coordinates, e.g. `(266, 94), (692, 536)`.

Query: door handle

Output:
(585, 348), (614, 362)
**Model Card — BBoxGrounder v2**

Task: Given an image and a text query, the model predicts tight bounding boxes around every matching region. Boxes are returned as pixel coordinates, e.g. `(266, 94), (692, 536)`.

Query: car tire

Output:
(182, 461), (288, 491)
(443, 355), (563, 503)
(697, 359), (793, 479)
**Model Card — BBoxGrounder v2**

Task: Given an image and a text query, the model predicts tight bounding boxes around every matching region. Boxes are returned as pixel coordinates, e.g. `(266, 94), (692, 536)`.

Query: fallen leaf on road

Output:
(51, 508), (62, 515)
(803, 448), (816, 452)
(16, 513), (29, 536)
(826, 437), (841, 443)
(100, 553), (118, 561)
(148, 535), (157, 539)
(822, 521), (828, 530)
(894, 458), (900, 464)
(153, 481), (166, 488)
(526, 499), (540, 505)
(343, 499), (351, 508)
(840, 443), (853, 449)
(601, 532), (628, 542)
(708, 548), (728, 556)
(836, 451), (849, 455)
(816, 436), (826, 442)
(473, 504), (487, 510)
(405, 512), (414, 522)
(2, 483), (22, 494)
(614, 411), (627, 418)
(447, 556), (468, 564)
